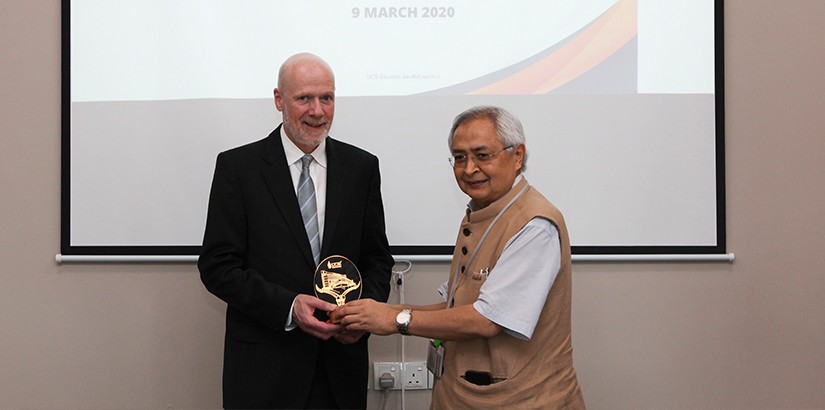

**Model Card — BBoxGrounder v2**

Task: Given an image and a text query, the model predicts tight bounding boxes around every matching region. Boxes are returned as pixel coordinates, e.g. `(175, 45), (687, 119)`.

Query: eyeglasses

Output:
(448, 145), (514, 168)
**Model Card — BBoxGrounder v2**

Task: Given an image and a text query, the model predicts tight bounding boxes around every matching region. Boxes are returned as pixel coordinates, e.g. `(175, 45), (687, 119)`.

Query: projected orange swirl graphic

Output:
(467, 0), (637, 95)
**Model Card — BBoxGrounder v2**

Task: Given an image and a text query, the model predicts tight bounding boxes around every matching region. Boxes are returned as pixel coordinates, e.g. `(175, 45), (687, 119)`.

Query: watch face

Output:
(396, 309), (411, 335)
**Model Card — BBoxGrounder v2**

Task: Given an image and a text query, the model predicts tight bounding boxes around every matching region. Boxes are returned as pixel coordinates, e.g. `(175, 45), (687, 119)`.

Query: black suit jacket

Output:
(198, 126), (393, 409)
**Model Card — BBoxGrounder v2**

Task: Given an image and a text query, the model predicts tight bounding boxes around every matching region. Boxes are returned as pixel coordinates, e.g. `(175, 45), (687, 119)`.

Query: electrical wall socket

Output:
(373, 362), (400, 390)
(402, 361), (428, 390)
(373, 361), (431, 390)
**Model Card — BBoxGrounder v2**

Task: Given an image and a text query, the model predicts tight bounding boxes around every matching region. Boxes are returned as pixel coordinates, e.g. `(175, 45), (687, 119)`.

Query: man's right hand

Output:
(292, 294), (342, 340)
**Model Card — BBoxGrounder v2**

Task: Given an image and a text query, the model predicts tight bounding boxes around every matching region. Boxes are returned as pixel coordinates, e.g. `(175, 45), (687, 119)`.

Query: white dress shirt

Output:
(280, 128), (327, 241)
(281, 128), (328, 330)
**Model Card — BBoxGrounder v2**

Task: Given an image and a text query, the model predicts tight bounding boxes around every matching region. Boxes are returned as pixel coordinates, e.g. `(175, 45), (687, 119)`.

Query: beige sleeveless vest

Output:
(430, 177), (585, 409)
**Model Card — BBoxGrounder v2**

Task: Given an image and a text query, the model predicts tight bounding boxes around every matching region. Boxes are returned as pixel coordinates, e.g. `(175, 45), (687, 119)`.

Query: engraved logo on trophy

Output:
(314, 255), (362, 306)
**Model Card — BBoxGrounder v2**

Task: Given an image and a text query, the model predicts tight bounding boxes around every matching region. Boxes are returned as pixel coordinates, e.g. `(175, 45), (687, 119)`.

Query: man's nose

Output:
(307, 98), (324, 115)
(461, 157), (480, 174)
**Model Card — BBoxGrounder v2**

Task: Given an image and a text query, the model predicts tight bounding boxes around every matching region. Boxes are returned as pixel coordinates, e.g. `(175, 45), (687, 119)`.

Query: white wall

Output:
(2, 1), (824, 409)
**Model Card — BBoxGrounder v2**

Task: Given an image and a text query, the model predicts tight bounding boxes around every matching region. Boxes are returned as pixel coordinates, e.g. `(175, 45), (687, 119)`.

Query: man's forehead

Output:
(287, 83), (335, 95)
(451, 131), (501, 151)
(451, 143), (496, 152)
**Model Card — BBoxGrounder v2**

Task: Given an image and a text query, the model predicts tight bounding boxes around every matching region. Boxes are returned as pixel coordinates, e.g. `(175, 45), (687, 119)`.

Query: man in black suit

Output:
(199, 52), (393, 409)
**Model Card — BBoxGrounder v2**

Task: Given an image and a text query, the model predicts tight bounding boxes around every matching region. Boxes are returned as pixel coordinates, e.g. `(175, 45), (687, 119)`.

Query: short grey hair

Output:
(448, 105), (528, 172)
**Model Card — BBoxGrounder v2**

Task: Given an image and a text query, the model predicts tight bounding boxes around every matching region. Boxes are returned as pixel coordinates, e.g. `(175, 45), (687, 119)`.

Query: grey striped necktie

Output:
(297, 155), (320, 265)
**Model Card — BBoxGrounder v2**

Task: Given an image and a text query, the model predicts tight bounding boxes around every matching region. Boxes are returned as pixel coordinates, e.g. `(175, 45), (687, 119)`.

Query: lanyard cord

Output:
(447, 182), (529, 308)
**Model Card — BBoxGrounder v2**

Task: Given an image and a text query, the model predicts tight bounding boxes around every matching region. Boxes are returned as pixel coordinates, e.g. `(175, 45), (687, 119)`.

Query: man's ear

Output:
(273, 88), (283, 112)
(514, 144), (526, 171)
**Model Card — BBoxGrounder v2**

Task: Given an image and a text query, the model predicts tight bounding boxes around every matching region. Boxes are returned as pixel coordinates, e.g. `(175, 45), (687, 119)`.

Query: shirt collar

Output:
(280, 125), (327, 169)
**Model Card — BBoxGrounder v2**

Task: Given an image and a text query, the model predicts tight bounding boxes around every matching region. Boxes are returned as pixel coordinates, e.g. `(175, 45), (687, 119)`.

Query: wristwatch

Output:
(395, 309), (412, 335)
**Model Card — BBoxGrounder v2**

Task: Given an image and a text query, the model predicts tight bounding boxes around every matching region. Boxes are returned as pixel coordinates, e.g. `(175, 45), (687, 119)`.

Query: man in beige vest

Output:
(332, 106), (585, 409)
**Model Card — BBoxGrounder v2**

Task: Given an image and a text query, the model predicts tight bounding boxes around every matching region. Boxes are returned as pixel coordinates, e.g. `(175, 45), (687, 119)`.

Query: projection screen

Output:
(61, 0), (726, 259)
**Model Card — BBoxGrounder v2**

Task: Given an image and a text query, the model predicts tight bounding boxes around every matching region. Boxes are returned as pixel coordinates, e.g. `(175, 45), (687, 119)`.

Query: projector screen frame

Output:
(59, 0), (727, 260)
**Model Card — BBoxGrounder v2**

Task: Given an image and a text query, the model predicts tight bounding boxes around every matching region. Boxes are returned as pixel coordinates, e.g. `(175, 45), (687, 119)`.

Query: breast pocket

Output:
(452, 266), (491, 306)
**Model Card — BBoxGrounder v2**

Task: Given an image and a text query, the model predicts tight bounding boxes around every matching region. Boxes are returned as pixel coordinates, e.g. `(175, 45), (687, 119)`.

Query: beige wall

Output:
(2, 1), (824, 408)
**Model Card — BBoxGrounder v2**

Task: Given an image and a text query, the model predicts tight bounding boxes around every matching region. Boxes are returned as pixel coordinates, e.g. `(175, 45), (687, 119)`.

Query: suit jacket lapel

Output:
(323, 138), (347, 258)
(260, 126), (316, 267)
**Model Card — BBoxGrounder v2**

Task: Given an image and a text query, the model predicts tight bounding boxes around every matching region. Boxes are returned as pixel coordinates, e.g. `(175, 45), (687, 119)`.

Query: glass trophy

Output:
(313, 255), (362, 307)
